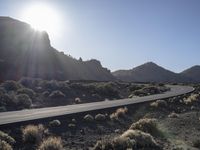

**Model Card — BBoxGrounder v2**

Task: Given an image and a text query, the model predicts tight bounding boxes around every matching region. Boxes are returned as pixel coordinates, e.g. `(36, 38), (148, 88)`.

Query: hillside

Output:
(112, 62), (192, 83)
(0, 17), (115, 81)
(181, 65), (200, 82)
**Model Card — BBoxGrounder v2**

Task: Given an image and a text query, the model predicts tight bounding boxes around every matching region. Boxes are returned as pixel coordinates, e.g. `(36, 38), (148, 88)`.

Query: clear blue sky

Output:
(0, 0), (200, 72)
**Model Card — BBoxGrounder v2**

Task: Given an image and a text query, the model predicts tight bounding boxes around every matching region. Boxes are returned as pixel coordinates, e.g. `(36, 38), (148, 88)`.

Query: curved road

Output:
(0, 85), (194, 125)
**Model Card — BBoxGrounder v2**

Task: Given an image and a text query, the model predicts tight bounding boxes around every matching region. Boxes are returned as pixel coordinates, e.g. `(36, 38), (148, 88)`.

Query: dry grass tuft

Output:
(184, 93), (200, 105)
(0, 131), (15, 145)
(110, 107), (128, 120)
(0, 140), (13, 150)
(22, 124), (45, 145)
(150, 100), (167, 108)
(38, 137), (63, 150)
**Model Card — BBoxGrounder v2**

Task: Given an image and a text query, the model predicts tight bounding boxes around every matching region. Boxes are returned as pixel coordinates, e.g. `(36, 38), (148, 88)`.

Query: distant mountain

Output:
(0, 17), (115, 81)
(181, 65), (200, 82)
(112, 62), (193, 83)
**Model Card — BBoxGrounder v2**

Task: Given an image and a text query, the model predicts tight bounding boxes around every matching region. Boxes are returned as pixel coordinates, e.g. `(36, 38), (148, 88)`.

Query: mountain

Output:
(181, 65), (200, 82)
(112, 62), (193, 83)
(0, 17), (115, 81)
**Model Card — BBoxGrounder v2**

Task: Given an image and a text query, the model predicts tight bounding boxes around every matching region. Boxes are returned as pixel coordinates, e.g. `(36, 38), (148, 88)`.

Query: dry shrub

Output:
(150, 100), (167, 108)
(74, 97), (81, 104)
(110, 107), (128, 120)
(95, 114), (106, 121)
(120, 129), (158, 148)
(0, 131), (15, 145)
(0, 140), (12, 150)
(83, 114), (94, 122)
(38, 137), (63, 150)
(129, 118), (158, 135)
(184, 94), (200, 105)
(168, 112), (179, 118)
(49, 120), (61, 128)
(22, 124), (45, 145)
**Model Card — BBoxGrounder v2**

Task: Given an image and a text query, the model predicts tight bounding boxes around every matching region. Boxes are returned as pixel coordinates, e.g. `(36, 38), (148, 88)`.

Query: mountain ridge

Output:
(0, 16), (115, 81)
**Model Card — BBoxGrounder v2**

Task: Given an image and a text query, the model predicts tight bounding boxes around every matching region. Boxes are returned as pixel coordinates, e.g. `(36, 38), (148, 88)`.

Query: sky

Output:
(0, 0), (200, 72)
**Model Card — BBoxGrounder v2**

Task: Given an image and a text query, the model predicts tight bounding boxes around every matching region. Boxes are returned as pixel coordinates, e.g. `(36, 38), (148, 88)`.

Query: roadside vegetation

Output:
(0, 78), (169, 111)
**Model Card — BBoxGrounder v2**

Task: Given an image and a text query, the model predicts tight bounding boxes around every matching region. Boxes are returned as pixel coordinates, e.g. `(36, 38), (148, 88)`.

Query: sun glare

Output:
(20, 3), (62, 36)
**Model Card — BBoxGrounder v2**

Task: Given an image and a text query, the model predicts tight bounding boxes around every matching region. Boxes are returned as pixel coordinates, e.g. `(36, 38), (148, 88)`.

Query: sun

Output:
(20, 3), (62, 35)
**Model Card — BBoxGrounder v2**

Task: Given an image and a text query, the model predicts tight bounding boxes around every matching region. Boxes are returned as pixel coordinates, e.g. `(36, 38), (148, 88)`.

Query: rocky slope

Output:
(0, 17), (115, 81)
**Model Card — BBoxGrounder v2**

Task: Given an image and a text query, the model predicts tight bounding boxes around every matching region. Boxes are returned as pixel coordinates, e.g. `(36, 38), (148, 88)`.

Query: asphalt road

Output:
(0, 85), (194, 125)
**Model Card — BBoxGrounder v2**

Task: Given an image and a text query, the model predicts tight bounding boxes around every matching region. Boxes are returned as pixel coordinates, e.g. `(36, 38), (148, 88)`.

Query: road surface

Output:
(0, 85), (194, 125)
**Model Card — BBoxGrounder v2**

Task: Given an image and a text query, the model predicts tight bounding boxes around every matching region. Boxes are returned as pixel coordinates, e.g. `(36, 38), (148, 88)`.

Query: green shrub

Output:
(49, 120), (61, 127)
(16, 94), (32, 109)
(38, 137), (63, 150)
(42, 91), (50, 97)
(95, 114), (106, 121)
(22, 124), (44, 145)
(1, 81), (21, 91)
(49, 91), (65, 99)
(17, 88), (35, 99)
(0, 140), (12, 150)
(0, 106), (6, 112)
(83, 114), (94, 122)
(0, 131), (15, 145)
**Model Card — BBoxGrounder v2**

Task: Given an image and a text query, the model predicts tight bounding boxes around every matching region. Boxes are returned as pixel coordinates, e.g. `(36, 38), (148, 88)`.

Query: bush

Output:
(83, 114), (94, 122)
(129, 118), (158, 135)
(38, 137), (63, 150)
(168, 112), (179, 118)
(49, 91), (65, 99)
(68, 123), (76, 129)
(22, 124), (44, 145)
(0, 131), (15, 145)
(110, 107), (128, 120)
(95, 114), (106, 121)
(1, 81), (21, 91)
(184, 94), (200, 105)
(74, 97), (81, 104)
(95, 82), (119, 98)
(0, 94), (13, 107)
(49, 120), (61, 127)
(17, 88), (35, 99)
(0, 140), (12, 150)
(0, 106), (6, 112)
(150, 100), (167, 108)
(120, 129), (158, 148)
(42, 91), (50, 97)
(16, 94), (32, 109)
